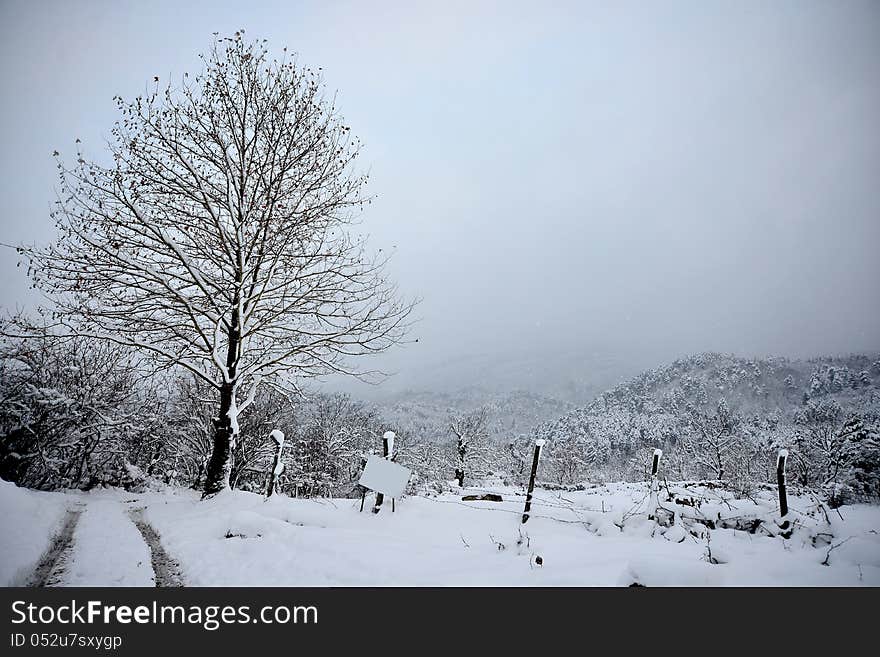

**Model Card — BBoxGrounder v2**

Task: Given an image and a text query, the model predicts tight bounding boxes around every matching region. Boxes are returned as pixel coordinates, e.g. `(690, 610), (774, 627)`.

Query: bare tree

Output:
(679, 397), (742, 480)
(18, 33), (415, 495)
(449, 407), (490, 487)
(286, 393), (379, 497)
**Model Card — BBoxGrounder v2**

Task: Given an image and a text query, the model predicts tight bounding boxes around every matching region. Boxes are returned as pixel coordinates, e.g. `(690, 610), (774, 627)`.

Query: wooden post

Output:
(266, 430), (285, 497)
(372, 431), (395, 514)
(388, 431), (396, 513)
(521, 439), (545, 524)
(777, 449), (789, 522)
(649, 448), (663, 522)
(651, 449), (662, 479)
(358, 456), (367, 512)
(650, 448), (663, 496)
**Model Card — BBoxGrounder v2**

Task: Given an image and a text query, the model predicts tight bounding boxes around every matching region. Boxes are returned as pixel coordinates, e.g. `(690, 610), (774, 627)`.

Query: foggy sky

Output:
(1, 0), (878, 392)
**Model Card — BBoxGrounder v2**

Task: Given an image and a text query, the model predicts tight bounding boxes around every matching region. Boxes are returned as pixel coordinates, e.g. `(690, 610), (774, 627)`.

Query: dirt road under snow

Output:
(129, 507), (185, 587)
(26, 504), (84, 587)
(21, 498), (186, 587)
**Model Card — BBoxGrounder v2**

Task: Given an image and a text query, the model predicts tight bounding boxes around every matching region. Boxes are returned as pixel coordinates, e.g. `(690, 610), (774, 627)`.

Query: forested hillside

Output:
(535, 353), (880, 503)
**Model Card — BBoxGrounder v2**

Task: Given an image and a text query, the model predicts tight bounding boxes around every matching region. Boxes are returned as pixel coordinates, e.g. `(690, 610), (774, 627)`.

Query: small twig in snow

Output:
(821, 537), (853, 567)
(488, 534), (505, 551)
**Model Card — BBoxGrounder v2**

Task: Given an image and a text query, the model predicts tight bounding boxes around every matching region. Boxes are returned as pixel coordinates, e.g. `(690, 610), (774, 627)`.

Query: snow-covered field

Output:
(3, 478), (879, 586)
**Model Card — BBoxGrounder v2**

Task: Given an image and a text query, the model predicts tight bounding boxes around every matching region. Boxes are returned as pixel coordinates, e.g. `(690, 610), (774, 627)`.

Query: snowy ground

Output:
(3, 478), (879, 586)
(0, 479), (70, 586)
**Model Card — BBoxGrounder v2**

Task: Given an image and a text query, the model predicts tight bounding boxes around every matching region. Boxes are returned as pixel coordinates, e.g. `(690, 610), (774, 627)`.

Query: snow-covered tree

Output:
(679, 397), (742, 480)
(18, 33), (414, 495)
(789, 401), (880, 502)
(542, 433), (598, 485)
(847, 417), (880, 500)
(162, 374), (215, 489)
(285, 393), (380, 497)
(791, 400), (849, 488)
(0, 319), (151, 489)
(392, 423), (448, 492)
(448, 407), (491, 487)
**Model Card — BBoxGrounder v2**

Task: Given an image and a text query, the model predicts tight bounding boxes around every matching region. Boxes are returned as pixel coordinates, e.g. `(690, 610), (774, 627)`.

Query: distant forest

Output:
(1, 328), (878, 506)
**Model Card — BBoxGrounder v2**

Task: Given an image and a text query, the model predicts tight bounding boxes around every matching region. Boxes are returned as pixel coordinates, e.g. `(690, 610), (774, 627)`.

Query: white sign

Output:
(359, 455), (412, 498)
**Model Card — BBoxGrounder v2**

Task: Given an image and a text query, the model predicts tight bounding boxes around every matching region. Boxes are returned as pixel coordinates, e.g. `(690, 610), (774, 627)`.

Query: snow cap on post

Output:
(653, 448), (663, 457)
(270, 429), (285, 446)
(383, 431), (395, 456)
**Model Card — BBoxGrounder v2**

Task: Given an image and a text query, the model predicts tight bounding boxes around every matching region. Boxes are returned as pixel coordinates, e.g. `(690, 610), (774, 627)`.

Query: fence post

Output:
(651, 448), (662, 480)
(266, 430), (285, 497)
(521, 439), (545, 524)
(648, 448), (663, 521)
(777, 449), (789, 528)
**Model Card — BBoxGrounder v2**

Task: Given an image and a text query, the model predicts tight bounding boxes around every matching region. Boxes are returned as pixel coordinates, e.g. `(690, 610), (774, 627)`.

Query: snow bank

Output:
(0, 478), (71, 586)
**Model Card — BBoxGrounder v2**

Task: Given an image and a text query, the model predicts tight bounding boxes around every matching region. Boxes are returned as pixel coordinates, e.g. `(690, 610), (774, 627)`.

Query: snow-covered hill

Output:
(533, 352), (880, 494)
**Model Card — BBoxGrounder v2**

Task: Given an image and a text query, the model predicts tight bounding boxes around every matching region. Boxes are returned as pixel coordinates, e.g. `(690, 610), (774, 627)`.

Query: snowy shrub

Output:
(0, 320), (159, 490)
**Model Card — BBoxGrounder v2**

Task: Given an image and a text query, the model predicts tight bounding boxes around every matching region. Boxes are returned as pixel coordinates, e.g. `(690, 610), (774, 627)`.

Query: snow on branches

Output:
(18, 34), (416, 494)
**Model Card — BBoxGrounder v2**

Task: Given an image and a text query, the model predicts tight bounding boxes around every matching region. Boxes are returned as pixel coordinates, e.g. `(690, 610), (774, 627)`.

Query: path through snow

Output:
(129, 507), (185, 587)
(26, 504), (84, 587)
(57, 499), (155, 586)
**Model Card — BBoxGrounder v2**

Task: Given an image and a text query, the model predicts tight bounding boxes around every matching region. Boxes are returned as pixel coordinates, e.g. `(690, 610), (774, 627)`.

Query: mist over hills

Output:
(324, 344), (880, 472)
(332, 341), (667, 403)
(327, 343), (662, 444)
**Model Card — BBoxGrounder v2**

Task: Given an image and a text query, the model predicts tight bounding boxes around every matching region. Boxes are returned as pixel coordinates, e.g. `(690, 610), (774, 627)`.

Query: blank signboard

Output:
(358, 455), (412, 498)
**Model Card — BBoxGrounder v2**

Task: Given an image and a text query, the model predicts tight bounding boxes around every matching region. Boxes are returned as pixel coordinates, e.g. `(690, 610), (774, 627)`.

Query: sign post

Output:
(372, 431), (395, 514)
(358, 435), (411, 516)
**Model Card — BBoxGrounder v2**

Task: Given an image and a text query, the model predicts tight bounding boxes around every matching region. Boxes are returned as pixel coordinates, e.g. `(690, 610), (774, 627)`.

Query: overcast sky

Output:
(1, 0), (878, 389)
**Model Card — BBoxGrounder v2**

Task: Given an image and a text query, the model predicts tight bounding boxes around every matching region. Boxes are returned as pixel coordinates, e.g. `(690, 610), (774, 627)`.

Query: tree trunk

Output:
(203, 381), (236, 496)
(203, 306), (241, 498)
(455, 437), (466, 487)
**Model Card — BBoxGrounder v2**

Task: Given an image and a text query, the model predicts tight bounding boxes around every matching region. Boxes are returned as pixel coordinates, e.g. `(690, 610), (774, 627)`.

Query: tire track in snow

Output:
(26, 504), (84, 587)
(129, 508), (185, 587)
